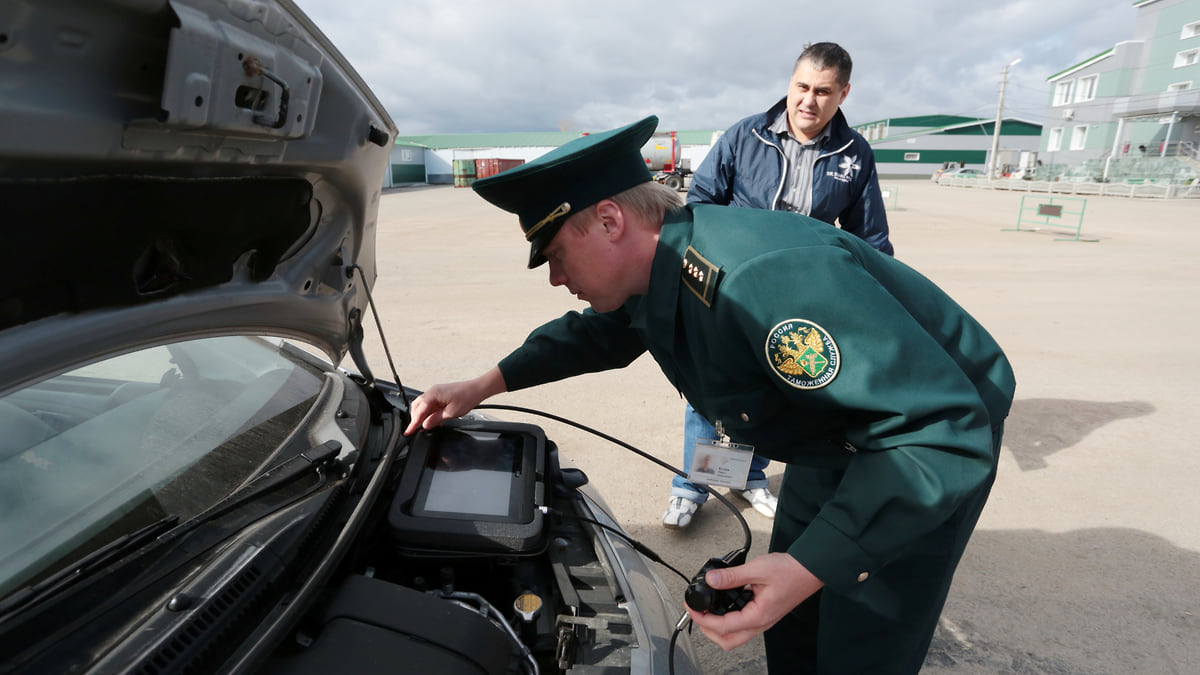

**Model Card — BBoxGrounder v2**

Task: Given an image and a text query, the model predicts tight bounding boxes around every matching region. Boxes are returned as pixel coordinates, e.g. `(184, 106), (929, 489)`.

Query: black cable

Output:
(476, 403), (752, 558)
(545, 507), (689, 583)
(476, 403), (753, 675)
(669, 622), (686, 675)
(344, 264), (747, 551)
(352, 287), (742, 674)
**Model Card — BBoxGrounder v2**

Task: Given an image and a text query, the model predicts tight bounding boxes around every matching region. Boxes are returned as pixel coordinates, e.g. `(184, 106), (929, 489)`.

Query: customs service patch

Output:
(765, 319), (840, 389)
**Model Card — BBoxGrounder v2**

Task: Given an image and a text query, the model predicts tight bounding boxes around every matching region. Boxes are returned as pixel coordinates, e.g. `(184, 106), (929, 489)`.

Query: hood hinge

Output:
(346, 307), (375, 388)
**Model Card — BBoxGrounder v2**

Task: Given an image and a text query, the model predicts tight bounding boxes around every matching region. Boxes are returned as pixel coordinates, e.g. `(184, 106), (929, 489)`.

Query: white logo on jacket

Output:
(826, 155), (860, 184)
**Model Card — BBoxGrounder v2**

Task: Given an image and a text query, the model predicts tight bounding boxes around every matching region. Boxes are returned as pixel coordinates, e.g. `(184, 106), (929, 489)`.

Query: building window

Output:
(1070, 125), (1089, 151)
(1183, 21), (1200, 39)
(1048, 127), (1063, 152)
(1176, 48), (1200, 68)
(904, 152), (920, 161)
(1168, 81), (1193, 91)
(1075, 75), (1098, 102)
(1053, 80), (1074, 106)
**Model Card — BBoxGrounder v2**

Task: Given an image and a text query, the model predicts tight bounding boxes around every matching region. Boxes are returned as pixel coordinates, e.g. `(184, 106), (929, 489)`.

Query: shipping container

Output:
(475, 158), (525, 179)
(453, 158), (476, 187)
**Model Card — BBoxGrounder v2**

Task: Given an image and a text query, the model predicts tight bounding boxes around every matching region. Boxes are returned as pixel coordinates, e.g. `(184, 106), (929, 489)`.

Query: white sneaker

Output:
(737, 487), (777, 519)
(662, 496), (700, 530)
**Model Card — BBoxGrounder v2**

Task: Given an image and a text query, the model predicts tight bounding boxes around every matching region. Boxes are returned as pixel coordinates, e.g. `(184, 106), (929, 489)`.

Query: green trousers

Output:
(764, 426), (1003, 674)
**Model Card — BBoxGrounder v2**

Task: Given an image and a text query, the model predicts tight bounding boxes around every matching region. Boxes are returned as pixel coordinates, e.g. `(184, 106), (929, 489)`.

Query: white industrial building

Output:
(852, 115), (1043, 178)
(383, 120), (1044, 187)
(1035, 0), (1200, 183)
(383, 130), (720, 188)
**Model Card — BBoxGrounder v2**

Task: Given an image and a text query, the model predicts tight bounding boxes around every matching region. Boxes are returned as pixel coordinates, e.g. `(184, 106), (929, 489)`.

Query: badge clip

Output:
(688, 419), (754, 490)
(714, 420), (732, 447)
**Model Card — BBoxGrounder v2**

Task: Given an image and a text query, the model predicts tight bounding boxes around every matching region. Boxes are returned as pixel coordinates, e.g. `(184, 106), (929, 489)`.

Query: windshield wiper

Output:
(170, 440), (343, 534)
(0, 514), (180, 617)
(0, 441), (342, 619)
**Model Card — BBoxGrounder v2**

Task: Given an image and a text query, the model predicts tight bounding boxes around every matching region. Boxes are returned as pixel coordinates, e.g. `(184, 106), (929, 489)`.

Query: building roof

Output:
(393, 131), (581, 149)
(393, 128), (723, 149)
(854, 116), (1041, 142)
(854, 114), (980, 128)
(674, 130), (725, 144)
(394, 116), (1043, 151)
(867, 117), (1042, 145)
(1046, 48), (1115, 82)
(942, 119), (1042, 136)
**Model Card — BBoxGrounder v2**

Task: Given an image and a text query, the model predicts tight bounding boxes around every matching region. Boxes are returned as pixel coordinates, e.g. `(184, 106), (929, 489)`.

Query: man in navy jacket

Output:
(689, 43), (892, 254)
(664, 42), (894, 531)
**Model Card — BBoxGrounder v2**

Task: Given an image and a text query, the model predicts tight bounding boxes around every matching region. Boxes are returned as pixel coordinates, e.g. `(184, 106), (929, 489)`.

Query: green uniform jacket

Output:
(499, 204), (1016, 599)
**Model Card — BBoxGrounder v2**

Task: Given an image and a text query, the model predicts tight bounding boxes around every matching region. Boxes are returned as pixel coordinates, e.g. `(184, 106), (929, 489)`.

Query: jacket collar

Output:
(758, 96), (854, 152)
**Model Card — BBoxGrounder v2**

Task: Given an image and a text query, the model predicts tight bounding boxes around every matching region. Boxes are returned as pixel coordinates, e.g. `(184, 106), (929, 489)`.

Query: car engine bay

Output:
(268, 414), (661, 675)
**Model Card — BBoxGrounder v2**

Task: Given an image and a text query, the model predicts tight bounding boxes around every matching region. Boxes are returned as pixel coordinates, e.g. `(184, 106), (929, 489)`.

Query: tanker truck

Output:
(641, 130), (691, 191)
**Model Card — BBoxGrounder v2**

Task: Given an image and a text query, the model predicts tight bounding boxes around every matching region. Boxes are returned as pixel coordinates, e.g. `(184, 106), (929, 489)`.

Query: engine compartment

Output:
(266, 415), (652, 674)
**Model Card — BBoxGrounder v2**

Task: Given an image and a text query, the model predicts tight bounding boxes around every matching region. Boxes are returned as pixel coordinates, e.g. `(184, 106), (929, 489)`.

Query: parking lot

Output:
(364, 180), (1198, 674)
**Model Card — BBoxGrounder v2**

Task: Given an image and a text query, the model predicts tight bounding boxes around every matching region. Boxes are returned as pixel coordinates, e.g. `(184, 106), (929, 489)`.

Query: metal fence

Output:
(1005, 195), (1095, 242)
(937, 176), (1200, 199)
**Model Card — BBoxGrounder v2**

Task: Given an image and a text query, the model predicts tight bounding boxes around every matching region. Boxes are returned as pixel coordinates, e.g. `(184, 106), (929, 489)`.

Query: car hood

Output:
(0, 0), (396, 392)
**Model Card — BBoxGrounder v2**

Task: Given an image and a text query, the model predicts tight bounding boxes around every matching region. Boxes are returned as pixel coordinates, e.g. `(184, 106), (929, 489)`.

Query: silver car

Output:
(0, 2), (698, 672)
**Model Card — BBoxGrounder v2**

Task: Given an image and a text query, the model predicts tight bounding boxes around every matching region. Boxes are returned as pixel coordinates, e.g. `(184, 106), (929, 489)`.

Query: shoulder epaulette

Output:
(682, 245), (720, 307)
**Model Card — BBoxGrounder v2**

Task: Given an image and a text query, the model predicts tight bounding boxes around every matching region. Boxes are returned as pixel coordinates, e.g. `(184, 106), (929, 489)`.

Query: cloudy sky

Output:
(292, 0), (1137, 135)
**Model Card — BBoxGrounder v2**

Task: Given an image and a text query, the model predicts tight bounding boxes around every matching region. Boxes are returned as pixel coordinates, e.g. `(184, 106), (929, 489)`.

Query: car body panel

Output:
(0, 0), (395, 392)
(932, 167), (985, 182)
(0, 2), (699, 673)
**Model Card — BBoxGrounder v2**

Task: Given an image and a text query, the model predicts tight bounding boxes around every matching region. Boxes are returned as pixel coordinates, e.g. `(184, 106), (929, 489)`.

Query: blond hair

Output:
(567, 181), (683, 232)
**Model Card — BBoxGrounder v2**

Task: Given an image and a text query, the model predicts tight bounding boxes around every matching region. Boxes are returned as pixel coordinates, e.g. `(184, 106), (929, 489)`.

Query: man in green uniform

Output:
(404, 115), (1016, 674)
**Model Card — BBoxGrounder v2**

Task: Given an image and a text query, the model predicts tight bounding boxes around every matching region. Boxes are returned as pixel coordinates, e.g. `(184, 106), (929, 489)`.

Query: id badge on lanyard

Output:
(686, 420), (754, 490)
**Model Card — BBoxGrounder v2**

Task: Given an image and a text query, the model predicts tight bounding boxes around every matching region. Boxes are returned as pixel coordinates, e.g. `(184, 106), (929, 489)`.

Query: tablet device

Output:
(388, 419), (546, 554)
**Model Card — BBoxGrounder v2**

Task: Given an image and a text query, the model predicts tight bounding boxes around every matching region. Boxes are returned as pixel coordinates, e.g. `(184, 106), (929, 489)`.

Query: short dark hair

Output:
(795, 42), (852, 87)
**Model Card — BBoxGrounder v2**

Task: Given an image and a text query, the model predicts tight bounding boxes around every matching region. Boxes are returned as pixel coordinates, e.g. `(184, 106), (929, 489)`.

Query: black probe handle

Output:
(684, 557), (755, 615)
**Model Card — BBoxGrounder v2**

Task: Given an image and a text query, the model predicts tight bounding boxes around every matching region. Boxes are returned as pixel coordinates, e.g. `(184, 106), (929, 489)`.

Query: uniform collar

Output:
(632, 207), (692, 344)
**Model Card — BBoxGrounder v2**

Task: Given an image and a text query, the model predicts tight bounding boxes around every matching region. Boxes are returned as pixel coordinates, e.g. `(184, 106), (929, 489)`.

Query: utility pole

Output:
(987, 58), (1021, 181)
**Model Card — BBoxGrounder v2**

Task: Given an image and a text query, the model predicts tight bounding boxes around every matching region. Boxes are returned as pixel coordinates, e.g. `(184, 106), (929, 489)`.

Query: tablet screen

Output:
(415, 429), (520, 519)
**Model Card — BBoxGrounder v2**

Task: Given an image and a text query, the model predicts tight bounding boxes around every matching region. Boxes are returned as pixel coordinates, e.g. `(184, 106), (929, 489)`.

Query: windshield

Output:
(0, 336), (325, 598)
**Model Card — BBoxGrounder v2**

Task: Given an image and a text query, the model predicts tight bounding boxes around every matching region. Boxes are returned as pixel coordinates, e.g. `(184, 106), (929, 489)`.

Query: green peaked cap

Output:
(472, 115), (658, 268)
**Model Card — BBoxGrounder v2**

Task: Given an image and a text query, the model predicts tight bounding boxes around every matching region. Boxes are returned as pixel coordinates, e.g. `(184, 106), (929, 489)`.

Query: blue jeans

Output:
(671, 403), (770, 504)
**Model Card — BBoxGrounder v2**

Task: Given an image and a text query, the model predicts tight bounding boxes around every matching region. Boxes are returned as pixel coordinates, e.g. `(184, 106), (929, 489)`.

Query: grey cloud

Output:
(294, 0), (1136, 134)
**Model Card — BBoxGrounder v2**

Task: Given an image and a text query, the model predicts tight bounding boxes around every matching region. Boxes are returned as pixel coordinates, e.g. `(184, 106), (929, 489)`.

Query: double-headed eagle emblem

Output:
(773, 325), (829, 377)
(765, 319), (840, 389)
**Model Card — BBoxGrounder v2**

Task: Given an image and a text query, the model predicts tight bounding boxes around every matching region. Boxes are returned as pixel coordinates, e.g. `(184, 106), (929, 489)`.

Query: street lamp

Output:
(987, 57), (1021, 181)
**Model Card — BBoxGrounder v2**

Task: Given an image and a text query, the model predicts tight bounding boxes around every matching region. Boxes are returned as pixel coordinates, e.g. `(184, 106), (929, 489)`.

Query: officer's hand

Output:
(404, 367), (507, 436)
(686, 552), (824, 651)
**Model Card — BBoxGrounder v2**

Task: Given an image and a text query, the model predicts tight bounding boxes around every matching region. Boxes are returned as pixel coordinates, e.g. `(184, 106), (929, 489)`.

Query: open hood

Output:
(0, 0), (396, 391)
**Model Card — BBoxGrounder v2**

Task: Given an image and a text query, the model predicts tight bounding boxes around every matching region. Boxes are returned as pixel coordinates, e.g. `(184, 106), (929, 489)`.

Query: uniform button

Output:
(740, 412), (750, 422)
(857, 572), (869, 583)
